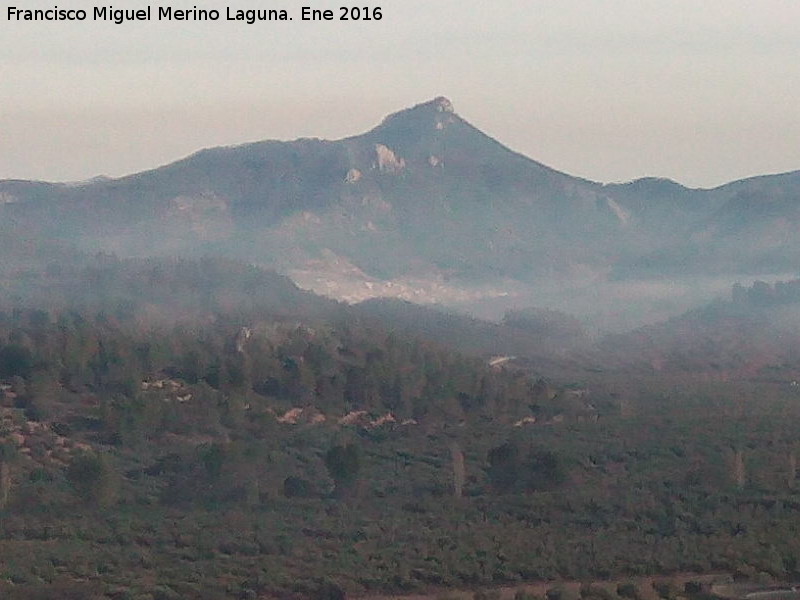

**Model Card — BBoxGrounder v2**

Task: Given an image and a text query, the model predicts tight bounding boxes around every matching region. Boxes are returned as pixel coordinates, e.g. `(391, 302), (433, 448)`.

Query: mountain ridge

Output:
(2, 97), (799, 319)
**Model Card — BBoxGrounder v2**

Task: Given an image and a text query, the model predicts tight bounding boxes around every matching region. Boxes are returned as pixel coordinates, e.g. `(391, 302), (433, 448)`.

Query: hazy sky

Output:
(2, 0), (799, 187)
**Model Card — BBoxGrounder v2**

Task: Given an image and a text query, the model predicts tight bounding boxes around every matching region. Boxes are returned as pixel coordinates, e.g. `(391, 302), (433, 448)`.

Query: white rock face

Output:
(300, 211), (322, 224)
(345, 168), (362, 183)
(171, 194), (227, 213)
(605, 197), (631, 226)
(339, 410), (369, 426)
(235, 327), (252, 353)
(374, 144), (406, 174)
(361, 194), (392, 213)
(278, 408), (304, 424)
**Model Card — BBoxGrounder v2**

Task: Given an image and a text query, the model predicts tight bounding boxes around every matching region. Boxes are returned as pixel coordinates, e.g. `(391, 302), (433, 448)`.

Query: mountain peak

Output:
(430, 96), (455, 113)
(400, 96), (455, 114)
(378, 97), (456, 127)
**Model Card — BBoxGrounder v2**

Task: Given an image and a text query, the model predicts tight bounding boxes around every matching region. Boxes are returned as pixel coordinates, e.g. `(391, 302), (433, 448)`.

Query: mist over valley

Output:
(3, 98), (800, 598)
(4, 97), (799, 329)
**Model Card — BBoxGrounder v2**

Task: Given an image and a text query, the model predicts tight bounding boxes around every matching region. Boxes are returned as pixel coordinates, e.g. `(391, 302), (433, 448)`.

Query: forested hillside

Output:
(1, 256), (800, 599)
(593, 279), (800, 378)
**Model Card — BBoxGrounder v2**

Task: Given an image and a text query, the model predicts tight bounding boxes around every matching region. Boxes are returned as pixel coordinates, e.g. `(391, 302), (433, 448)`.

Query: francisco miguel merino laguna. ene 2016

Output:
(6, 5), (293, 24)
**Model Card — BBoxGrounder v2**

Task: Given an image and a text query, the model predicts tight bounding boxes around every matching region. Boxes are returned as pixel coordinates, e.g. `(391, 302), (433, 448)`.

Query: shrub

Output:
(548, 586), (580, 600)
(313, 580), (346, 600)
(581, 584), (617, 600)
(283, 476), (316, 498)
(66, 451), (118, 507)
(617, 583), (641, 600)
(683, 582), (704, 595)
(653, 581), (680, 600)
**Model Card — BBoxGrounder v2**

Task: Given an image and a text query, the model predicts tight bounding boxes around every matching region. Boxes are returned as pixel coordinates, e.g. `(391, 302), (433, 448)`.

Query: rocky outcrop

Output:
(374, 144), (406, 174)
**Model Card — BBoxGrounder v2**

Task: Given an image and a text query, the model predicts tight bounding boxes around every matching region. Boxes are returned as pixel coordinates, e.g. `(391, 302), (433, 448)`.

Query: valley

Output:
(2, 100), (800, 599)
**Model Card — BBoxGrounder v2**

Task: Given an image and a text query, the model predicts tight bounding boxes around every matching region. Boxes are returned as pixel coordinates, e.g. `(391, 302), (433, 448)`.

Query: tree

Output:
(0, 344), (34, 379)
(487, 441), (520, 494)
(0, 441), (17, 509)
(451, 442), (466, 498)
(324, 444), (360, 499)
(487, 442), (566, 494)
(525, 447), (566, 491)
(66, 452), (118, 507)
(313, 580), (346, 600)
(283, 476), (316, 499)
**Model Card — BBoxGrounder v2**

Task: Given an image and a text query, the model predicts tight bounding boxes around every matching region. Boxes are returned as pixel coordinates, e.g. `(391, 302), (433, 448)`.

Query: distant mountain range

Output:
(2, 97), (799, 311)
